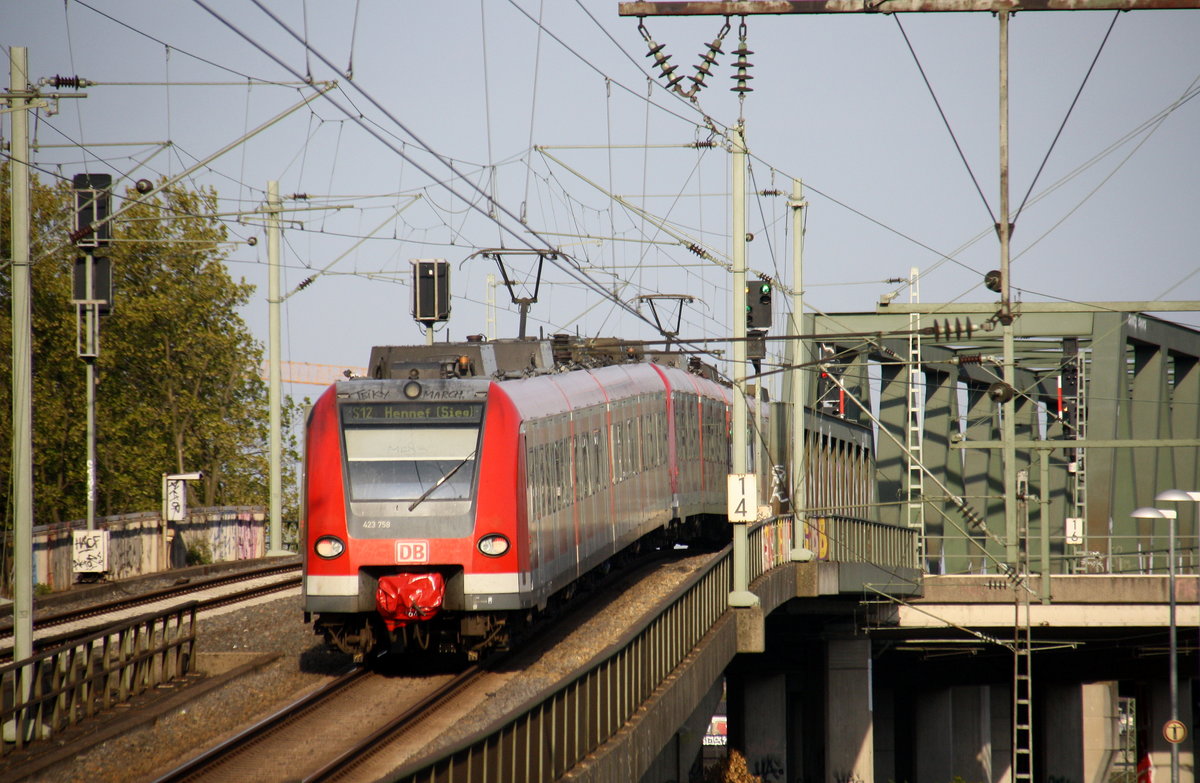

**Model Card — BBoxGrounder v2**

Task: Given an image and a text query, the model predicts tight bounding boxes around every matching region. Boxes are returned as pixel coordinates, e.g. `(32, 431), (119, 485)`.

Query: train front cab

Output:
(303, 378), (527, 656)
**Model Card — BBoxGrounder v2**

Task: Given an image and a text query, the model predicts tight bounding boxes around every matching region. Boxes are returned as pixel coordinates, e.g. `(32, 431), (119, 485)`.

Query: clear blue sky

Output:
(6, 1), (1199, 393)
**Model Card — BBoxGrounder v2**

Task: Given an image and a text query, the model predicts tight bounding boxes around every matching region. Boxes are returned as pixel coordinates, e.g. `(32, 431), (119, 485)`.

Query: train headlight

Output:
(314, 536), (345, 559)
(403, 381), (422, 399)
(477, 534), (510, 557)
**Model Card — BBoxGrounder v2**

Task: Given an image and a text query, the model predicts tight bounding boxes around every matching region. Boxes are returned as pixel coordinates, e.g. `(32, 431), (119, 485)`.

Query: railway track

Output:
(0, 560), (301, 662)
(148, 550), (705, 783)
(153, 661), (487, 783)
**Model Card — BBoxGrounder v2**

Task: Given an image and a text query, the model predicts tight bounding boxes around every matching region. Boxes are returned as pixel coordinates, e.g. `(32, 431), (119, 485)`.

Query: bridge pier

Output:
(1044, 680), (1121, 783)
(827, 637), (875, 783)
(730, 670), (789, 782)
(726, 634), (877, 783)
(911, 684), (1008, 782)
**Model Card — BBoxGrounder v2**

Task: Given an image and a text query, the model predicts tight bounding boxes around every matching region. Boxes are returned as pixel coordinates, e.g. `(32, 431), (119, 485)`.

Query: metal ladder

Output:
(1013, 469), (1034, 782)
(1072, 353), (1088, 553)
(905, 268), (926, 566)
(1013, 603), (1034, 782)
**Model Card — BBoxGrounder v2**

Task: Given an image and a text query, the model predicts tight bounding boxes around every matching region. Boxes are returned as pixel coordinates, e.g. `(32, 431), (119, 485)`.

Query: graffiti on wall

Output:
(72, 529), (109, 573)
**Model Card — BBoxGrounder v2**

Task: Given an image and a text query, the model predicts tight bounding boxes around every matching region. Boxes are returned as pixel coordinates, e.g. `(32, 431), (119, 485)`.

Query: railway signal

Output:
(746, 277), (772, 329)
(412, 258), (451, 325)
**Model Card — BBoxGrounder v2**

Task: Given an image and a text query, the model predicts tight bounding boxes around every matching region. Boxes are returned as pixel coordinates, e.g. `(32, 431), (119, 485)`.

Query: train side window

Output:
(626, 418), (633, 476)
(536, 443), (546, 519)
(664, 409), (670, 466)
(644, 412), (654, 468)
(629, 418), (637, 475)
(549, 441), (556, 512)
(529, 442), (539, 519)
(624, 415), (633, 477)
(549, 441), (557, 511)
(539, 442), (549, 517)
(594, 428), (602, 491)
(556, 440), (567, 509)
(629, 418), (638, 474)
(612, 421), (622, 480)
(575, 436), (584, 497)
(525, 443), (535, 517)
(643, 410), (650, 468)
(549, 441), (558, 512)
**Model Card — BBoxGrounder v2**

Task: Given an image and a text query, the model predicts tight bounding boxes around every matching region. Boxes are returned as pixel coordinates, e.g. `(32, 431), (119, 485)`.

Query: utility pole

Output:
(8, 43), (34, 705)
(788, 179), (810, 561)
(729, 123), (757, 608)
(266, 181), (287, 555)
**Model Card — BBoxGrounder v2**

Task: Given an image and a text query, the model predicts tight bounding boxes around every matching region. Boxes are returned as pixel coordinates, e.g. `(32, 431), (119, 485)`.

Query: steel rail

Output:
(151, 664), (367, 783)
(0, 562), (300, 638)
(303, 663), (486, 783)
(0, 566), (301, 664)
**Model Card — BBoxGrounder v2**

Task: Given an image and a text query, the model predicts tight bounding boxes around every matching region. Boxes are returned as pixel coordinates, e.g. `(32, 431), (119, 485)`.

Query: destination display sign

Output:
(341, 402), (483, 425)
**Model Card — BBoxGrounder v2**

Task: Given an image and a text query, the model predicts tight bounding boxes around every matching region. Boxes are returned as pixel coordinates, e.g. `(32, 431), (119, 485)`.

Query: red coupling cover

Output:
(376, 572), (446, 631)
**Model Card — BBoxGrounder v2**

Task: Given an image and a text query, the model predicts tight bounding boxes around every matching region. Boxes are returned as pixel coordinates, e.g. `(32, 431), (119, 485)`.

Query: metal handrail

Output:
(0, 602), (197, 754)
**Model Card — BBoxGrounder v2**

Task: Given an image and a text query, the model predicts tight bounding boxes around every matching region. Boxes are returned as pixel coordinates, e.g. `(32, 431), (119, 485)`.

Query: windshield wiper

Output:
(407, 451), (477, 512)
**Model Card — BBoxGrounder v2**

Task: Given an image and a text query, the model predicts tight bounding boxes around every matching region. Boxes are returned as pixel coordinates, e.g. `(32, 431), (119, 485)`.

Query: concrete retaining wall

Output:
(1, 506), (267, 594)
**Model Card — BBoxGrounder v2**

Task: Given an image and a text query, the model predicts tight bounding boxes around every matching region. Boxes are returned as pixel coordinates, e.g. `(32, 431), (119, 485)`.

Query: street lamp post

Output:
(1133, 491), (1200, 783)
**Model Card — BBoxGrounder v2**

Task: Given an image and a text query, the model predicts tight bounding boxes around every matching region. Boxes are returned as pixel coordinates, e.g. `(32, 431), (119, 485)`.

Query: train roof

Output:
(495, 362), (667, 420)
(365, 335), (722, 383)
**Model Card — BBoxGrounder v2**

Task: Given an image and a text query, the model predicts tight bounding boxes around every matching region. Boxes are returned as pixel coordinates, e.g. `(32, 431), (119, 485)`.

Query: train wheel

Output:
(315, 614), (384, 661)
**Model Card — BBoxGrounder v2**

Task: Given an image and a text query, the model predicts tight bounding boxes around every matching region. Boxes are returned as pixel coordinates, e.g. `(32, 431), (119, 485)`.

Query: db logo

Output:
(395, 540), (429, 563)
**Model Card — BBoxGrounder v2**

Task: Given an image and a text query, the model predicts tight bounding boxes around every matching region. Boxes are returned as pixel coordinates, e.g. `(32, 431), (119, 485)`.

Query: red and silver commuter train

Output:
(302, 338), (759, 659)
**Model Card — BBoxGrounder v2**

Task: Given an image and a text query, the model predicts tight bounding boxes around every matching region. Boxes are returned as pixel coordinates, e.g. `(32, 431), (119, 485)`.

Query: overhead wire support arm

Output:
(280, 199), (424, 301)
(49, 82), (337, 255)
(537, 147), (731, 270)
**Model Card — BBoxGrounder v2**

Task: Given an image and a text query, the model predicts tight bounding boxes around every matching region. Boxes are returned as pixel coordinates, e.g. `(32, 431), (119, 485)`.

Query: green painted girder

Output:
(811, 305), (1200, 576)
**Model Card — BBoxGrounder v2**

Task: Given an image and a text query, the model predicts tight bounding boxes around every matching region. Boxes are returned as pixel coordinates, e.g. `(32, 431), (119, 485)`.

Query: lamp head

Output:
(1156, 489), (1200, 503)
(1132, 506), (1168, 519)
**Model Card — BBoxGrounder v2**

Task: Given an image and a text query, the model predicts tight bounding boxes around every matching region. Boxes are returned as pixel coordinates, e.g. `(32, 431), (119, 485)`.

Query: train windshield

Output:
(343, 425), (480, 502)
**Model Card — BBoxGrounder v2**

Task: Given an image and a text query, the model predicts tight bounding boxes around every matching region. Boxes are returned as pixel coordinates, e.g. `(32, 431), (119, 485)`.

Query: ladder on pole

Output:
(1013, 469), (1034, 782)
(905, 268), (926, 568)
(1073, 352), (1088, 564)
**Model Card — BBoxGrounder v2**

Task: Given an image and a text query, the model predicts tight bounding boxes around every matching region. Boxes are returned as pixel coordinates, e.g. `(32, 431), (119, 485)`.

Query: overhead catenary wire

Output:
(40, 4), (1198, 351)
(893, 15), (996, 228)
(1012, 10), (1120, 225)
(205, 0), (703, 354)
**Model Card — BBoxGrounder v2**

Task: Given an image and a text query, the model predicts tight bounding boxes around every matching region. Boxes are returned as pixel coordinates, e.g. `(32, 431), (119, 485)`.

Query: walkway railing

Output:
(798, 514), (920, 571)
(0, 602), (196, 754)
(932, 535), (1200, 577)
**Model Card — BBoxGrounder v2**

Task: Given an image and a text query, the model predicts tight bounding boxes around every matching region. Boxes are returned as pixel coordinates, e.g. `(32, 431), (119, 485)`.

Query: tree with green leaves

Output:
(2, 165), (290, 530)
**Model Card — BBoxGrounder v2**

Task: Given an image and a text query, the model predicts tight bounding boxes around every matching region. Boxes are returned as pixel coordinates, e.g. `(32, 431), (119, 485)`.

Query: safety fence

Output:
(797, 514), (920, 572)
(386, 513), (896, 782)
(932, 534), (1200, 578)
(0, 602), (196, 756)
